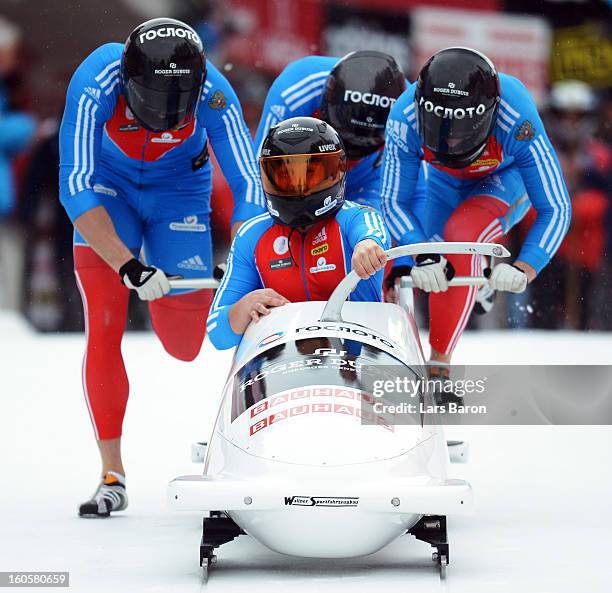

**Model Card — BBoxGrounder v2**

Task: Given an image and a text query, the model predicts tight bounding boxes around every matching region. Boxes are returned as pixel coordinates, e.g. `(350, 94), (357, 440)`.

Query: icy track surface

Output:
(1, 311), (611, 593)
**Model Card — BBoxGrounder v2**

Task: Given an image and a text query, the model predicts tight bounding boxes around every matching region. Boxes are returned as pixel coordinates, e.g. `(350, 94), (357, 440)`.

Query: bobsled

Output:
(168, 242), (509, 579)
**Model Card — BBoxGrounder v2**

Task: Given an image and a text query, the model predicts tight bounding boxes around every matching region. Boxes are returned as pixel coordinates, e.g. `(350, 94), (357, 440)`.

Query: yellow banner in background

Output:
(552, 23), (612, 88)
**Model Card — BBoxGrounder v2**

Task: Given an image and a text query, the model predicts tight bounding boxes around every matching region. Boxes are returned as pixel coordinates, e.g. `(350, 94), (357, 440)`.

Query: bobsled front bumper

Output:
(168, 475), (473, 515)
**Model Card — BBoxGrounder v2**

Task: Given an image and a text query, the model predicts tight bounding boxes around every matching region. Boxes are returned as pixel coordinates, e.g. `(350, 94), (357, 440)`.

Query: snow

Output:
(1, 312), (611, 592)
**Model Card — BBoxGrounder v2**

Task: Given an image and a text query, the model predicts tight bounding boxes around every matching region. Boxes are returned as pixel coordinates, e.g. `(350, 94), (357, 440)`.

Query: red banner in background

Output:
(225, 0), (501, 75)
(337, 0), (498, 11)
(411, 8), (551, 104)
(225, 0), (323, 74)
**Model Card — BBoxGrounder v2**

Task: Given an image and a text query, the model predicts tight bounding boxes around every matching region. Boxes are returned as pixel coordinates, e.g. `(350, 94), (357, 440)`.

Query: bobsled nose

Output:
(225, 403), (437, 467)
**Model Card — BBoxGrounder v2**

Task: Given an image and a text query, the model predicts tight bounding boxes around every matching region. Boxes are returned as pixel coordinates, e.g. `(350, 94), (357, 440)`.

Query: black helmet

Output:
(121, 18), (206, 132)
(320, 51), (406, 160)
(260, 117), (347, 228)
(415, 47), (500, 169)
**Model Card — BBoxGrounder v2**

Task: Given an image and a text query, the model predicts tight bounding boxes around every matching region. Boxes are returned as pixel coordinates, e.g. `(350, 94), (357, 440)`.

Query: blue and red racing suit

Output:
(380, 73), (571, 355)
(59, 42), (265, 268)
(207, 203), (391, 350)
(58, 42), (265, 441)
(253, 55), (426, 211)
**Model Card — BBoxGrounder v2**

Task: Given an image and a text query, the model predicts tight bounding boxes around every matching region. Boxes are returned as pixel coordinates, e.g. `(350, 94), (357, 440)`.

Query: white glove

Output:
(410, 254), (451, 293)
(119, 258), (170, 301)
(487, 263), (527, 293)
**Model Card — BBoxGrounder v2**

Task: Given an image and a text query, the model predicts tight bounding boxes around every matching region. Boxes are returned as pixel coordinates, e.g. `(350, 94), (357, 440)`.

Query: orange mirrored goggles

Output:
(260, 151), (346, 197)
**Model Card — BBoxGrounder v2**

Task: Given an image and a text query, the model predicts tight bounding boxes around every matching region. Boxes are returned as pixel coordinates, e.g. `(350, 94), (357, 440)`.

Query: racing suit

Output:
(381, 72), (571, 354)
(253, 56), (426, 211)
(59, 42), (265, 439)
(207, 202), (391, 350)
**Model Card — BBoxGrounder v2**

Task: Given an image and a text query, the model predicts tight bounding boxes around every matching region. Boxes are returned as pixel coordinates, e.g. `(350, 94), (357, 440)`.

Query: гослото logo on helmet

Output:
(343, 90), (397, 108)
(419, 97), (485, 119)
(139, 26), (201, 45)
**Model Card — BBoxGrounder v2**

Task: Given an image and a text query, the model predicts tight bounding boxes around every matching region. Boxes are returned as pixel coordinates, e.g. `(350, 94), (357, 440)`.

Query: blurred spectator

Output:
(175, 0), (238, 61)
(0, 17), (35, 310)
(0, 2), (608, 336)
(533, 80), (611, 329)
(592, 91), (612, 329)
(17, 127), (79, 331)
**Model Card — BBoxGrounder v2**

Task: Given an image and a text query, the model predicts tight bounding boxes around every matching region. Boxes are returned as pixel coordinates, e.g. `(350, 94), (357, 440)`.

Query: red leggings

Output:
(74, 246), (213, 440)
(429, 195), (508, 356)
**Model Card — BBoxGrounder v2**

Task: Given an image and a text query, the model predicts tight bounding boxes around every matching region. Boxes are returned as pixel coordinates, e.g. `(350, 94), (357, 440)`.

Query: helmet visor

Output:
(417, 100), (497, 157)
(260, 151), (346, 197)
(124, 78), (202, 132)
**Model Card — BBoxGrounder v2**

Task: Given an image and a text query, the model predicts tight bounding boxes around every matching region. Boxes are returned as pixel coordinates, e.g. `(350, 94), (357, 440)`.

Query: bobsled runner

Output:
(168, 242), (510, 580)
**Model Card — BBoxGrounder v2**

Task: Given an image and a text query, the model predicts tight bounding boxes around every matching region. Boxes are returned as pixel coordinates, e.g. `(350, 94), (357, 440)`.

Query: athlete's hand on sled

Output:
(485, 263), (528, 293)
(119, 258), (170, 301)
(410, 254), (455, 293)
(230, 289), (290, 334)
(352, 239), (387, 279)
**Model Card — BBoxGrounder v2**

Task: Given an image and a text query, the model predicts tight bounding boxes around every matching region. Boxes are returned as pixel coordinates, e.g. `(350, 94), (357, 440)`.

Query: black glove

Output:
(484, 263), (527, 293)
(415, 253), (456, 281)
(119, 258), (170, 301)
(385, 265), (413, 290)
(410, 254), (456, 293)
(213, 262), (227, 281)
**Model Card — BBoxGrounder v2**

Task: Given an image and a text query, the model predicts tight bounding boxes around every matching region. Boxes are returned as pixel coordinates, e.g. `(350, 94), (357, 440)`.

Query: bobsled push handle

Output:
(320, 241), (511, 323)
(400, 276), (488, 288)
(168, 277), (220, 290)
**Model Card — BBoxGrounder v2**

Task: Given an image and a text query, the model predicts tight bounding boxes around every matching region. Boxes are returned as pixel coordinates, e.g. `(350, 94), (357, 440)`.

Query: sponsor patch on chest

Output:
(273, 235), (289, 255)
(311, 243), (329, 256)
(104, 95), (197, 161)
(310, 256), (336, 274)
(270, 257), (293, 270)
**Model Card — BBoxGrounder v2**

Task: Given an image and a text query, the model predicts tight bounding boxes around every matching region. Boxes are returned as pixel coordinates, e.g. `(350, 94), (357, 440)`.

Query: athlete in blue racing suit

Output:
(58, 18), (265, 517)
(208, 117), (391, 350)
(381, 47), (571, 375)
(253, 52), (424, 211)
(207, 203), (390, 350)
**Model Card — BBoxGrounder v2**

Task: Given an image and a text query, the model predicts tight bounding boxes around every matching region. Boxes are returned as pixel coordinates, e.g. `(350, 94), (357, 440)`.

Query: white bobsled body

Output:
(169, 301), (472, 558)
